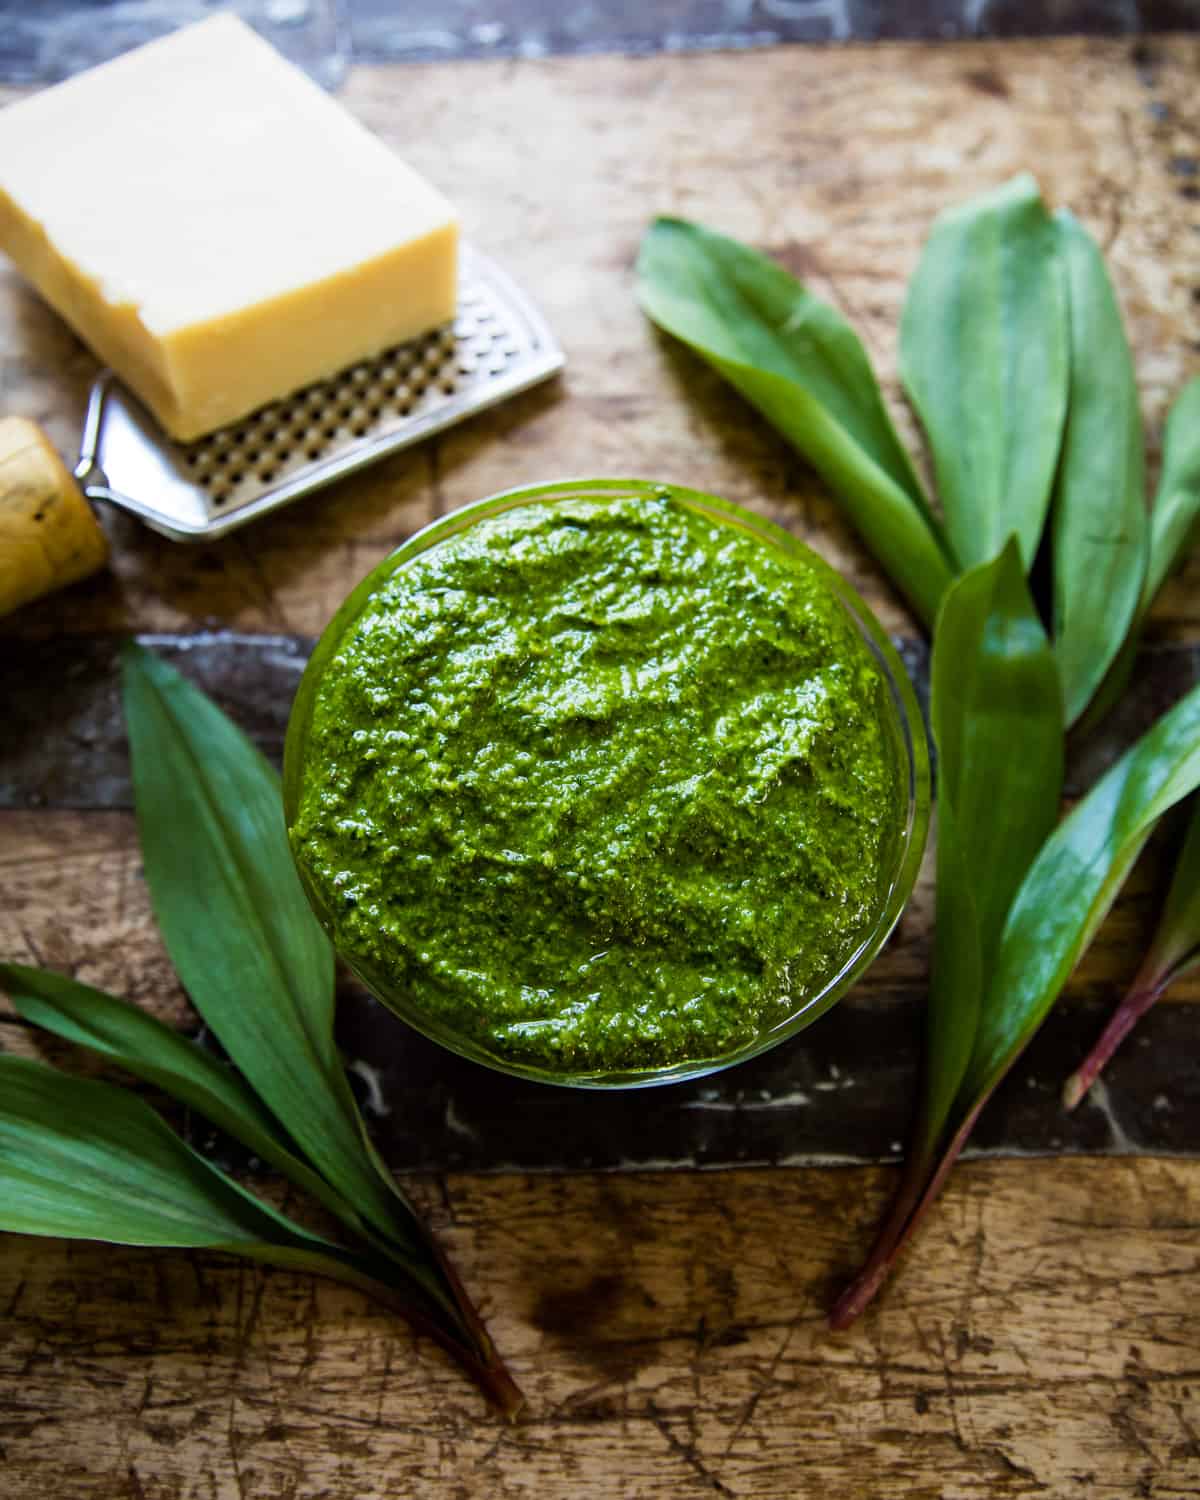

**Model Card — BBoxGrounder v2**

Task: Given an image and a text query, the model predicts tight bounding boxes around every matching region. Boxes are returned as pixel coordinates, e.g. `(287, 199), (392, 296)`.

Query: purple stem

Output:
(828, 1145), (931, 1332)
(1062, 971), (1169, 1112)
(829, 1090), (993, 1331)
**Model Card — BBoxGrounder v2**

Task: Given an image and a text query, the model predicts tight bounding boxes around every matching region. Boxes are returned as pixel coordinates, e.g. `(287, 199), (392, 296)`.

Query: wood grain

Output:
(1, 33), (1200, 1498)
(2, 1160), (1200, 1497)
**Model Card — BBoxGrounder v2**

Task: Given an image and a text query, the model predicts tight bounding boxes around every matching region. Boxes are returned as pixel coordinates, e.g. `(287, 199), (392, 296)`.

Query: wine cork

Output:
(0, 417), (109, 617)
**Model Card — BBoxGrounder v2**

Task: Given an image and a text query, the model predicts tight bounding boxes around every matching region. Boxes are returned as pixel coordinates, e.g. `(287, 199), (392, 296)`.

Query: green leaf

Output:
(967, 675), (1200, 1100)
(1, 961), (491, 1330)
(1050, 211), (1148, 727)
(0, 1054), (525, 1415)
(1063, 793), (1200, 1108)
(119, 641), (527, 1395)
(931, 540), (1064, 980)
(900, 174), (1068, 571)
(0, 1053), (346, 1255)
(1148, 794), (1200, 983)
(637, 216), (953, 628)
(829, 544), (1062, 1330)
(120, 645), (406, 1234)
(1143, 376), (1200, 608)
(833, 674), (1200, 1329)
(924, 542), (1063, 1146)
(919, 792), (981, 1168)
(1070, 376), (1200, 738)
(0, 963), (359, 1231)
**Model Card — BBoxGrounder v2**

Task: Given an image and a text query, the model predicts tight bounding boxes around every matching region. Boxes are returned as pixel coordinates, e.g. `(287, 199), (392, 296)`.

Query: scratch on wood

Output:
(648, 1404), (736, 1496)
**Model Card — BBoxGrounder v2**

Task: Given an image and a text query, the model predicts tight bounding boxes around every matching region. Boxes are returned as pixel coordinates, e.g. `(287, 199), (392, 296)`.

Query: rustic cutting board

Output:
(1, 33), (1199, 1499)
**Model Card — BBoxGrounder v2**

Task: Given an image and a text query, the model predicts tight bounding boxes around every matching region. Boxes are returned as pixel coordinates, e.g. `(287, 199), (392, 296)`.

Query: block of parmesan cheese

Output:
(0, 14), (459, 441)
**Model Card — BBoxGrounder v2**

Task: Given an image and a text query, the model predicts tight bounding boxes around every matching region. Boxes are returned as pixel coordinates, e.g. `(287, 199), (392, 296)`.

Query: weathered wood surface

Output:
(2, 33), (1200, 1499)
(2, 1160), (1200, 1498)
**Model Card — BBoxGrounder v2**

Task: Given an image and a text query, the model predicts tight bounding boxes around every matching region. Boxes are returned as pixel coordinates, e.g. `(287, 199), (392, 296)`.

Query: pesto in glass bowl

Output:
(284, 479), (929, 1087)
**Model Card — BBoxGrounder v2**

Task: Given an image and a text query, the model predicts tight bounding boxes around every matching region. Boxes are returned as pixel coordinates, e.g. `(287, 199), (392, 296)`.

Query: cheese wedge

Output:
(0, 15), (459, 441)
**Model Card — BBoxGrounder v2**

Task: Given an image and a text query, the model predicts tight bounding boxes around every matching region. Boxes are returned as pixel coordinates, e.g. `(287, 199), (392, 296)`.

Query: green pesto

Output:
(290, 493), (903, 1075)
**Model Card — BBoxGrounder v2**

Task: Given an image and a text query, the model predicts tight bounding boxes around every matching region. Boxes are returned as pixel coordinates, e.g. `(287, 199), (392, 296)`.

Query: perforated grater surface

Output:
(70, 247), (564, 541)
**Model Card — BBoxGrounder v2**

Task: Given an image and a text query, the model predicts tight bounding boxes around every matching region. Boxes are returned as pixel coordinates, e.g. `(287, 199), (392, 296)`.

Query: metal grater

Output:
(70, 246), (564, 541)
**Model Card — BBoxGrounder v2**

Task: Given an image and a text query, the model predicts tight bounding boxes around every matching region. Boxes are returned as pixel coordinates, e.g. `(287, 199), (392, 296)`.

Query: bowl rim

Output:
(284, 477), (931, 1090)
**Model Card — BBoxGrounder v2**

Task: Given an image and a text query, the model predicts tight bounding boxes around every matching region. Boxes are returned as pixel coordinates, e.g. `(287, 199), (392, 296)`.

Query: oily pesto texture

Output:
(291, 494), (902, 1074)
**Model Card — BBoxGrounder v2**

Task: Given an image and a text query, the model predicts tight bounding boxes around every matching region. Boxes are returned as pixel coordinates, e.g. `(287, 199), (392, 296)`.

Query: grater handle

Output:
(0, 417), (109, 618)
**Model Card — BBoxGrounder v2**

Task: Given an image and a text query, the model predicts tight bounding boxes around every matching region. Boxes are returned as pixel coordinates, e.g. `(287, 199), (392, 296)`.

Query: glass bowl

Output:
(284, 478), (930, 1089)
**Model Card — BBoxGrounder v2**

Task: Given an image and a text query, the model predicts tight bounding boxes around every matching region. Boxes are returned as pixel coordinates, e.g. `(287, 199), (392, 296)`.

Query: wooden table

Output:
(3, 34), (1200, 1498)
